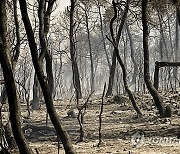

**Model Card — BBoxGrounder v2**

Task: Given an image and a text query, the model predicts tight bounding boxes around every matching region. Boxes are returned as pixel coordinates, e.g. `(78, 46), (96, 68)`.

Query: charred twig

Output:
(76, 90), (95, 143)
(35, 148), (40, 154)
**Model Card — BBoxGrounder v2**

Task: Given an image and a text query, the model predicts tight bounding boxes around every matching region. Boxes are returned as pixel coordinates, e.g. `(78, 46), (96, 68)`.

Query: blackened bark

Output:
(4, 123), (16, 149)
(38, 0), (54, 98)
(45, 52), (54, 97)
(70, 0), (82, 99)
(12, 0), (20, 68)
(0, 1), (33, 153)
(107, 0), (142, 116)
(106, 0), (129, 97)
(32, 75), (40, 110)
(84, 8), (95, 93)
(98, 4), (111, 69)
(177, 8), (180, 25)
(105, 52), (116, 97)
(158, 13), (169, 60)
(154, 61), (160, 90)
(0, 0), (20, 107)
(18, 0), (76, 153)
(142, 0), (165, 117)
(98, 83), (106, 147)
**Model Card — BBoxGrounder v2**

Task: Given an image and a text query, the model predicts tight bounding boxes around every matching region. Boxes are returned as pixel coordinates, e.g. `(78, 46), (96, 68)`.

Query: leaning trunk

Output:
(142, 0), (165, 117)
(106, 0), (129, 97)
(0, 1), (33, 153)
(108, 0), (142, 116)
(19, 0), (76, 153)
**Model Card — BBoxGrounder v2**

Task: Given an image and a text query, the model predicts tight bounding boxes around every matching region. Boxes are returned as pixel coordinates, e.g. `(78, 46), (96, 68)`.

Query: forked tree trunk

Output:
(107, 0), (142, 116)
(142, 0), (165, 117)
(19, 0), (76, 153)
(0, 1), (33, 153)
(106, 0), (129, 97)
(38, 0), (54, 99)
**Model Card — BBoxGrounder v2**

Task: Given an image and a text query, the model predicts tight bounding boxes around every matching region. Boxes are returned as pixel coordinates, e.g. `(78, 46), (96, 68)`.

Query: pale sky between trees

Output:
(58, 0), (70, 11)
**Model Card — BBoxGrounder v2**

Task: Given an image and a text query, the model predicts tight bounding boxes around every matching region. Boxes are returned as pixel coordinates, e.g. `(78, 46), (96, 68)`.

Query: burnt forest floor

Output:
(5, 90), (180, 154)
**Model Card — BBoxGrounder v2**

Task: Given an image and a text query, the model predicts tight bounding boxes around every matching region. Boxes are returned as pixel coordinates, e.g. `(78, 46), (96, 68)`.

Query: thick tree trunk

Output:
(38, 0), (54, 99)
(105, 52), (116, 97)
(0, 0), (20, 107)
(142, 0), (165, 117)
(70, 0), (82, 99)
(32, 75), (40, 110)
(45, 52), (54, 97)
(19, 0), (76, 153)
(0, 1), (33, 153)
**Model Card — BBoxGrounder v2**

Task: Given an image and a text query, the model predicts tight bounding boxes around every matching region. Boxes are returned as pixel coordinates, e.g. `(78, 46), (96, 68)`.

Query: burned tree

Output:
(142, 0), (166, 117)
(107, 0), (142, 116)
(0, 0), (33, 153)
(70, 0), (82, 99)
(18, 0), (76, 153)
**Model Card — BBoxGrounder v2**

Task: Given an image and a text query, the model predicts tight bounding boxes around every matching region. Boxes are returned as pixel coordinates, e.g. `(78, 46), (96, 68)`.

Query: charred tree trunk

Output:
(32, 75), (40, 110)
(97, 4), (111, 70)
(142, 0), (165, 117)
(19, 0), (76, 153)
(177, 8), (180, 25)
(70, 0), (82, 99)
(0, 0), (20, 107)
(106, 0), (129, 97)
(173, 14), (180, 78)
(0, 1), (33, 153)
(38, 0), (54, 99)
(84, 8), (95, 93)
(107, 0), (142, 116)
(4, 123), (16, 149)
(12, 0), (20, 68)
(98, 83), (106, 147)
(105, 52), (116, 97)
